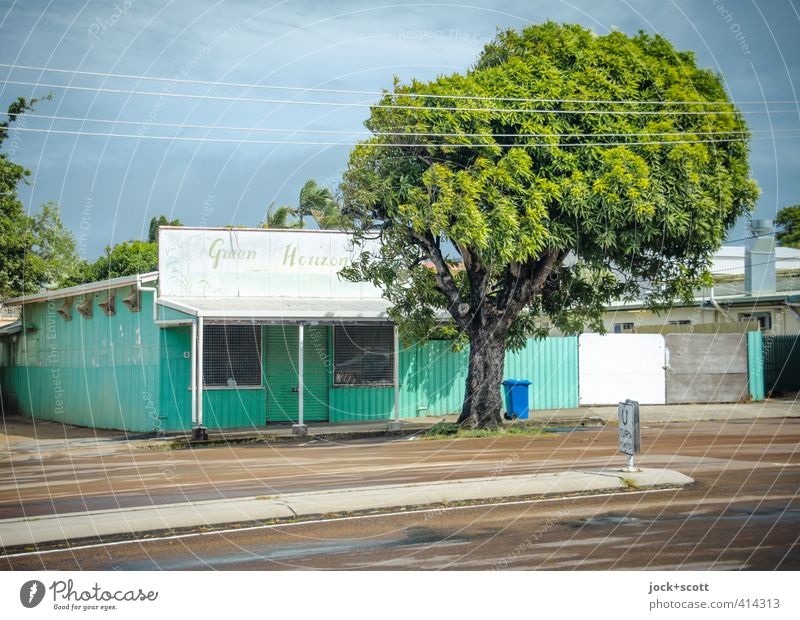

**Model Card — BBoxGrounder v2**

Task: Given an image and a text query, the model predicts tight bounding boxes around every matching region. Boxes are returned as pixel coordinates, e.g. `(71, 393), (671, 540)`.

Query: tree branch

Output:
(408, 229), (468, 326)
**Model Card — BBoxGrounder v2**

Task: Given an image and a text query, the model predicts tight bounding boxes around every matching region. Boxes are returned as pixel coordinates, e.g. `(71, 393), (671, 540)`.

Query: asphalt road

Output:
(1, 417), (799, 569)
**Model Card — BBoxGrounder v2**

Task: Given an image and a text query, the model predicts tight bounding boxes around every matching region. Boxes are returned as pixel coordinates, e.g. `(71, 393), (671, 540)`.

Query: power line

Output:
(4, 111), (797, 139)
(711, 256), (800, 274)
(8, 125), (800, 147)
(2, 62), (799, 107)
(721, 231), (776, 245)
(3, 79), (798, 116)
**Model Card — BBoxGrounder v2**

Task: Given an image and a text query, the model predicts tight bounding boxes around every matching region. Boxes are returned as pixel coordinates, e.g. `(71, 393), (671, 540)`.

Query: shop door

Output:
(265, 325), (330, 423)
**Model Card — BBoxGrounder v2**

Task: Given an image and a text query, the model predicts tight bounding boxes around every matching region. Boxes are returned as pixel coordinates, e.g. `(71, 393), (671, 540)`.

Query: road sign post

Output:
(618, 399), (641, 472)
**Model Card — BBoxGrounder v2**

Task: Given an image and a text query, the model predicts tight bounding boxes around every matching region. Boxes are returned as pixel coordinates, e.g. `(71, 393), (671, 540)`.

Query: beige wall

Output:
(600, 303), (800, 336)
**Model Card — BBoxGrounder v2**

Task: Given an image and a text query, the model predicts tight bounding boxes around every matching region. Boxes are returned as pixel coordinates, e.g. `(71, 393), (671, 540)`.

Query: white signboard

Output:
(618, 399), (640, 456)
(158, 227), (384, 299)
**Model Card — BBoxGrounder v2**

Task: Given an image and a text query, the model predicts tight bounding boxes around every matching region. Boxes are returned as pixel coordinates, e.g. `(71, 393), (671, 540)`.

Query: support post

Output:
(293, 323), (307, 436)
(389, 324), (402, 431)
(193, 316), (207, 441)
(190, 320), (197, 429)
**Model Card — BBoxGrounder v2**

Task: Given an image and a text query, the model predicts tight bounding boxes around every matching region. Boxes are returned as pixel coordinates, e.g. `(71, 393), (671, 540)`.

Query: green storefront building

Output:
(0, 227), (579, 434)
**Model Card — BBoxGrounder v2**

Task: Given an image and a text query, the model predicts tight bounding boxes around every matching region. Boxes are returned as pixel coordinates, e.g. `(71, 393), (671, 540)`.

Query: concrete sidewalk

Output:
(0, 468), (693, 549)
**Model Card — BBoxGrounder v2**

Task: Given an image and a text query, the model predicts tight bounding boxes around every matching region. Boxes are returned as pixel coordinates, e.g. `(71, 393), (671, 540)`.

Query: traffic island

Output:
(0, 468), (693, 550)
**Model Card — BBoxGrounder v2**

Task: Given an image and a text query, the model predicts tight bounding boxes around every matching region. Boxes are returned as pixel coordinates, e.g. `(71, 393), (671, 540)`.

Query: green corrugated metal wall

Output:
(763, 333), (800, 395)
(407, 336), (579, 416)
(747, 331), (765, 401)
(0, 289), (580, 430)
(0, 285), (162, 432)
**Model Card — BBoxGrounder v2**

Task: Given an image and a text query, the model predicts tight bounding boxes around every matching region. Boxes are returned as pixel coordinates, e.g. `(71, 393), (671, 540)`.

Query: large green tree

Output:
(0, 94), (81, 298)
(776, 205), (800, 248)
(340, 23), (759, 428)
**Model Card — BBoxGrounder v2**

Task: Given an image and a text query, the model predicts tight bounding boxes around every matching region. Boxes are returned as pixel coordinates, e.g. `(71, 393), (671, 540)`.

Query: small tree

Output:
(148, 215), (182, 242)
(341, 23), (759, 428)
(776, 205), (800, 249)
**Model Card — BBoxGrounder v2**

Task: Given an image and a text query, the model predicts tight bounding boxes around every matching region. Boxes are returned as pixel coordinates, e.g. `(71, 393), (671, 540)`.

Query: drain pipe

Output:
(708, 287), (734, 323)
(786, 300), (800, 322)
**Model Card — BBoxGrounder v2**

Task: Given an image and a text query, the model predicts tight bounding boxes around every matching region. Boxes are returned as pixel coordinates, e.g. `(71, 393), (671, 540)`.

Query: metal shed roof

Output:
(158, 296), (393, 322)
(2, 272), (158, 306)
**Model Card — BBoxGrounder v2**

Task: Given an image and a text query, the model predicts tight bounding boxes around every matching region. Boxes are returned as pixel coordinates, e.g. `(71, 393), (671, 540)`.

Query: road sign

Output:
(618, 399), (640, 472)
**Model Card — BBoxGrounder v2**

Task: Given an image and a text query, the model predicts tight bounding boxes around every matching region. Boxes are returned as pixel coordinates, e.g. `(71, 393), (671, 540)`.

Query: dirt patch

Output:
(0, 416), (125, 445)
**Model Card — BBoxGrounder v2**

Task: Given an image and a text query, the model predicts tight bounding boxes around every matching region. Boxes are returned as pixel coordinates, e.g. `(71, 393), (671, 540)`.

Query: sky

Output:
(1, 0), (799, 260)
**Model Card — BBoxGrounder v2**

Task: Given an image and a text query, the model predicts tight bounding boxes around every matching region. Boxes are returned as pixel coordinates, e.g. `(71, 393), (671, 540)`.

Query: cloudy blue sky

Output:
(1, 0), (798, 259)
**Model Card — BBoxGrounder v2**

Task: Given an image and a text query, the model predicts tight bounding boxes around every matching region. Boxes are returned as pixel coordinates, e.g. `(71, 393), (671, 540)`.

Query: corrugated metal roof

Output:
(2, 272), (158, 306)
(158, 296), (393, 321)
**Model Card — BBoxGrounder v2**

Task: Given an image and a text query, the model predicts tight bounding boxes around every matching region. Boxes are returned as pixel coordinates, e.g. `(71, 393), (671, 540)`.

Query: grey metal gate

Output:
(665, 333), (749, 404)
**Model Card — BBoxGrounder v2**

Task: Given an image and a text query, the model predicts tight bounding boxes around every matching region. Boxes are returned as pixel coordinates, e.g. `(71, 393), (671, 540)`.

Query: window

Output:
(334, 325), (394, 386)
(739, 311), (772, 331)
(203, 324), (262, 387)
(613, 322), (635, 333)
(668, 320), (692, 326)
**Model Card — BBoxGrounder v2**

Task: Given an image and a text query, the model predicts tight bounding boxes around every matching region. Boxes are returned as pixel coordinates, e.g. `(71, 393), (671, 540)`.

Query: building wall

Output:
(602, 304), (800, 336)
(0, 284), (162, 432)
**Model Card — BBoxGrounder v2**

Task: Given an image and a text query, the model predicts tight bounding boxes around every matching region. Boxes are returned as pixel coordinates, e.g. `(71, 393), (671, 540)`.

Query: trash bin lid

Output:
(502, 379), (531, 386)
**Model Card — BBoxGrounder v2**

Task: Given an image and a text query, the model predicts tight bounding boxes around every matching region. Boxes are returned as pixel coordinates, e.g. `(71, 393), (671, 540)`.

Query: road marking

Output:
(0, 488), (676, 559)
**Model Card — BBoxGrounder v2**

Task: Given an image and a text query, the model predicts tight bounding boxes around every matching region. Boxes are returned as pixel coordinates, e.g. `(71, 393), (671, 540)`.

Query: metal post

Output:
(626, 455), (635, 473)
(293, 323), (307, 436)
(194, 316), (207, 440)
(389, 324), (402, 431)
(190, 320), (197, 429)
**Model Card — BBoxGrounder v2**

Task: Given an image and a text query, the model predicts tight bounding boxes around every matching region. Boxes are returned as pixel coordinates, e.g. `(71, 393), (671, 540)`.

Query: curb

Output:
(0, 468), (693, 549)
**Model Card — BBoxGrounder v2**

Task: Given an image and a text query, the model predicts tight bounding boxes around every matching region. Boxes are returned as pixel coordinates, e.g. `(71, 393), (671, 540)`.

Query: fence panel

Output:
(579, 334), (666, 405)
(665, 333), (748, 404)
(763, 334), (800, 395)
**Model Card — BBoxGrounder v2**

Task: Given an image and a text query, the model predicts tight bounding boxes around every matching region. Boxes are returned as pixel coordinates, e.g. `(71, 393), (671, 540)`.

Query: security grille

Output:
(334, 325), (394, 386)
(203, 324), (262, 387)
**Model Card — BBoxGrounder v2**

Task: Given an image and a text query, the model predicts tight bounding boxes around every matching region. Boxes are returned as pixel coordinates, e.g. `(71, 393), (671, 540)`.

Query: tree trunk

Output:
(457, 330), (507, 429)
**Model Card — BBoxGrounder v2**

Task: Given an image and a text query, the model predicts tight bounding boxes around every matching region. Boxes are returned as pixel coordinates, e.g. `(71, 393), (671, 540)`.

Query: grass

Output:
(422, 420), (554, 440)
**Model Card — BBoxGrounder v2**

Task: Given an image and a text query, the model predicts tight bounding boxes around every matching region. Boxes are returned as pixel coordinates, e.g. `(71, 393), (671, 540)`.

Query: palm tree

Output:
(298, 180), (347, 229)
(261, 202), (300, 229)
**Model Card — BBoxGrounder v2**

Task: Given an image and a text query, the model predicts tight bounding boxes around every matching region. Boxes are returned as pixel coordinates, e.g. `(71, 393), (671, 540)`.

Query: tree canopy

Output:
(1, 94), (82, 298)
(340, 22), (759, 428)
(776, 205), (800, 249)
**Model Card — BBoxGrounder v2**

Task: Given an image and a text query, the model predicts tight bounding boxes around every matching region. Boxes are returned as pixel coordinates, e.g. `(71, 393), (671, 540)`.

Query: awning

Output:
(158, 296), (393, 322)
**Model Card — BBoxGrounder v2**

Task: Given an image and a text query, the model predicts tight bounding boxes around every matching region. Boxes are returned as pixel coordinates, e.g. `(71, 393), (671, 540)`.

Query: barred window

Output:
(334, 325), (394, 386)
(203, 324), (262, 387)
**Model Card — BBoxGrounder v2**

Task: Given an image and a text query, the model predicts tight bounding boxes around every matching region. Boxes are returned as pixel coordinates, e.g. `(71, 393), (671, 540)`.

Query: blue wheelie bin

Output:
(502, 379), (531, 420)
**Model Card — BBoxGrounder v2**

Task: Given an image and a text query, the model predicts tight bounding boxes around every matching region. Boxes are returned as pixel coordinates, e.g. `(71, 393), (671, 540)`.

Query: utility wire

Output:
(3, 62), (800, 107)
(721, 231), (777, 245)
(3, 80), (797, 115)
(4, 111), (796, 138)
(9, 125), (800, 146)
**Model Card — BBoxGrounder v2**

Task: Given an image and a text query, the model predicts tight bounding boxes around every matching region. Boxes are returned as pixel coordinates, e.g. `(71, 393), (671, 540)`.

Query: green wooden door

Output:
(265, 325), (330, 423)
